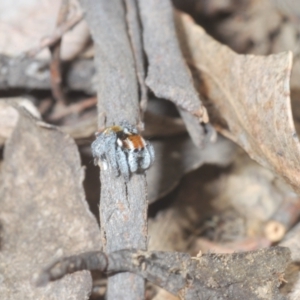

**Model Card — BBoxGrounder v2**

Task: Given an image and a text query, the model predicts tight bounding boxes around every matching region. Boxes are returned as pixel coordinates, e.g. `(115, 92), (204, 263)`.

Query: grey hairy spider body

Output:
(91, 121), (155, 181)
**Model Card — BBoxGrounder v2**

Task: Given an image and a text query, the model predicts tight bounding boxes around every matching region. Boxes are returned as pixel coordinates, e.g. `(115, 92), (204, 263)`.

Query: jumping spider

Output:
(91, 121), (155, 181)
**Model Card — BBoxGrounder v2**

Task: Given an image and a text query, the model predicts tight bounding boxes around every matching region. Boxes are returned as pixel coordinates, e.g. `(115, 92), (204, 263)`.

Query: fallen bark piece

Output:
(37, 247), (291, 300)
(138, 0), (209, 147)
(0, 98), (41, 146)
(0, 105), (101, 300)
(138, 0), (207, 119)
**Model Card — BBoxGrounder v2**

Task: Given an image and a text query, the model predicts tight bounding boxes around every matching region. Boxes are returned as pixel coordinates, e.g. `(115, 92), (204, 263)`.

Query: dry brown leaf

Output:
(0, 0), (89, 60)
(191, 0), (300, 90)
(176, 11), (300, 194)
(0, 106), (101, 299)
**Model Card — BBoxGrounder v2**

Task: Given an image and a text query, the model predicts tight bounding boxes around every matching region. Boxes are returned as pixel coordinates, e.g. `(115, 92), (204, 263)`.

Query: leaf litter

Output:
(1, 0), (300, 299)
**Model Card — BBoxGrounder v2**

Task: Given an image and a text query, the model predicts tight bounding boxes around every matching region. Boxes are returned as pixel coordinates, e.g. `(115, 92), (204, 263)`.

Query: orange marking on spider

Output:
(124, 135), (145, 150)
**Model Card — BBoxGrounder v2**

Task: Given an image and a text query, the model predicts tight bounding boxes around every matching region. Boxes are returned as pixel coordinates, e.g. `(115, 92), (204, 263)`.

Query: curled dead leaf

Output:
(176, 11), (300, 193)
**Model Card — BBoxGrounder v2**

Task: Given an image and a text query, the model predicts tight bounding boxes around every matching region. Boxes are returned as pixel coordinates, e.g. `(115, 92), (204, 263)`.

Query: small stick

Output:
(48, 96), (97, 121)
(49, 0), (70, 105)
(265, 194), (300, 242)
(35, 251), (109, 287)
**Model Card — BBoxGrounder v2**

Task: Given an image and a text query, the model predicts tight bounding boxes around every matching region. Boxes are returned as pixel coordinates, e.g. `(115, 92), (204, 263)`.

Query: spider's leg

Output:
(140, 148), (150, 170)
(140, 143), (155, 170)
(91, 134), (107, 166)
(127, 149), (139, 173)
(103, 132), (120, 177)
(116, 146), (130, 181)
(148, 142), (155, 164)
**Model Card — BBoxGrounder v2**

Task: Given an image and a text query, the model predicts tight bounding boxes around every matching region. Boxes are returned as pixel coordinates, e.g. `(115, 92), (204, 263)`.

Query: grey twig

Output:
(36, 247), (291, 300)
(79, 0), (148, 299)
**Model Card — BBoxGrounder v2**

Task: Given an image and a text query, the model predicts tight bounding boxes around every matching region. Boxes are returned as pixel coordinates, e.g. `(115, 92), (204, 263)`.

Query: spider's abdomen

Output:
(122, 134), (146, 151)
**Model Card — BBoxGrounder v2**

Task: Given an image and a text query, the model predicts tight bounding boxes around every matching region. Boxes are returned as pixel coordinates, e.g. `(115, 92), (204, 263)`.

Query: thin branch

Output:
(49, 0), (70, 105)
(48, 96), (97, 121)
(265, 194), (300, 242)
(35, 247), (291, 299)
(35, 251), (108, 287)
(79, 0), (148, 299)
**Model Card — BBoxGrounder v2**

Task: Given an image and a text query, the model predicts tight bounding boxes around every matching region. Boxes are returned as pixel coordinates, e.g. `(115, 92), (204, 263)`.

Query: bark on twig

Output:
(79, 0), (148, 299)
(36, 247), (291, 300)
